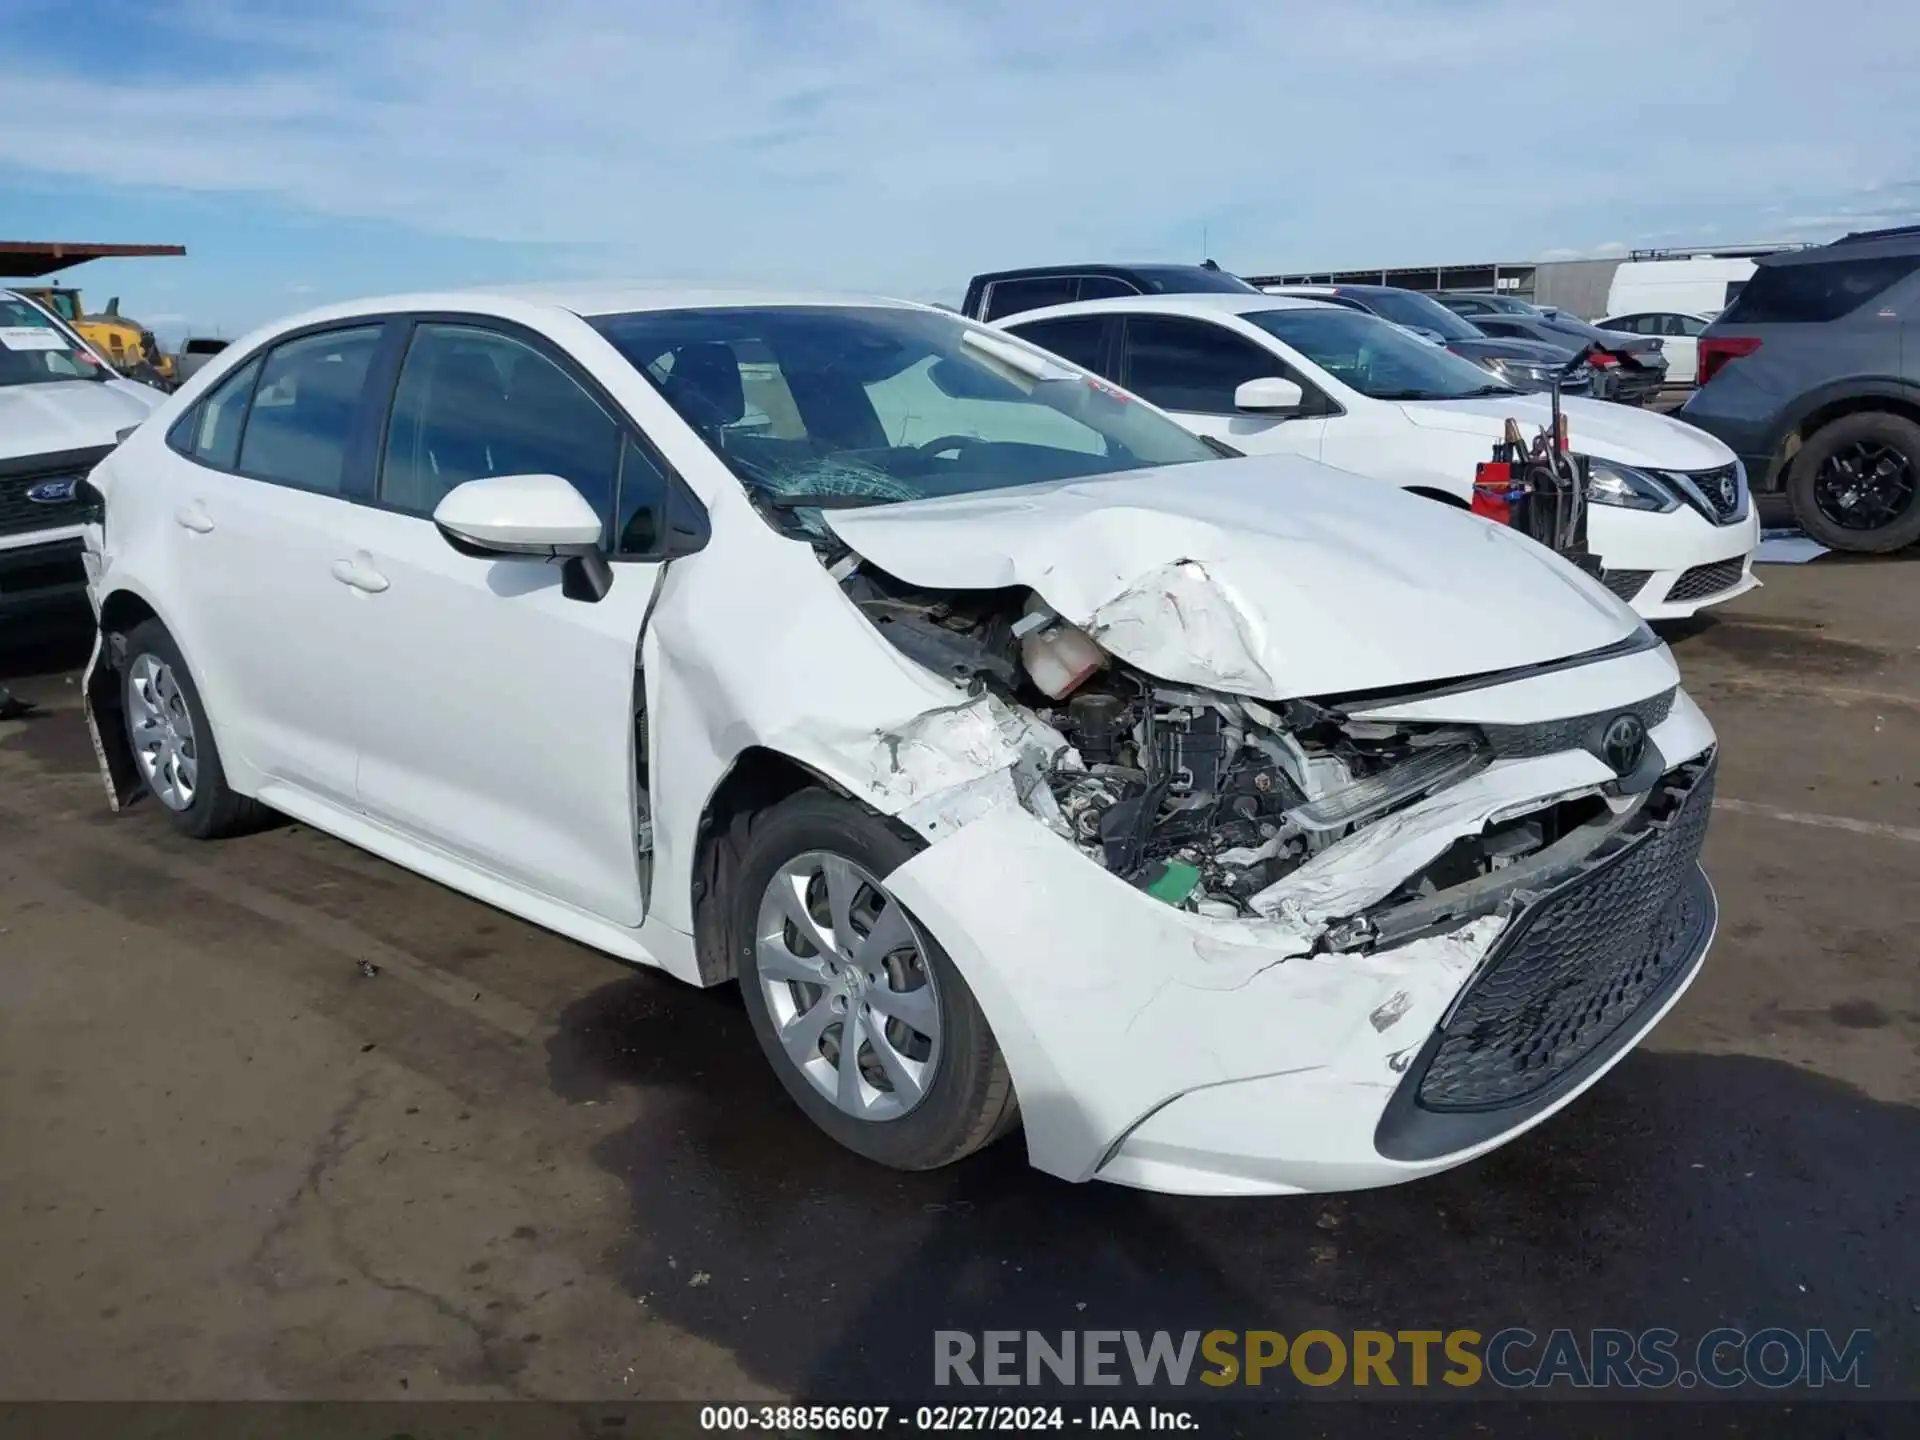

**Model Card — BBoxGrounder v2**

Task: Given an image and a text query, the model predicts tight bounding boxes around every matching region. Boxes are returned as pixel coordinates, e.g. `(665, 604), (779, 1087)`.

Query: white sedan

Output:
(1596, 311), (1716, 386)
(78, 286), (1720, 1196)
(998, 294), (1759, 620)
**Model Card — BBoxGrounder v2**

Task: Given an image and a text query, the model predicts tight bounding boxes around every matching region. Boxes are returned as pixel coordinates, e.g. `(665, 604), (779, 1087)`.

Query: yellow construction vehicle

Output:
(12, 287), (175, 386)
(1, 240), (187, 389)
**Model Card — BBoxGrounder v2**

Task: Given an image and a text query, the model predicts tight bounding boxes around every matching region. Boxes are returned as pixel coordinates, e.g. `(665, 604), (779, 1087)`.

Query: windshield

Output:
(1242, 308), (1517, 401)
(0, 297), (105, 387)
(591, 305), (1218, 526)
(1349, 289), (1483, 343)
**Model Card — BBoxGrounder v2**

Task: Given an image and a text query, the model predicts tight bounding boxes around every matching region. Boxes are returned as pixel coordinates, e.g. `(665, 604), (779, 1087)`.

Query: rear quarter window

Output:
(1720, 255), (1920, 324)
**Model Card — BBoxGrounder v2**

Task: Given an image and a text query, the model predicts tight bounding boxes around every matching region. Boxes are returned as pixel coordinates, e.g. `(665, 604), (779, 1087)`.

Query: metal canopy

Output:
(0, 241), (187, 278)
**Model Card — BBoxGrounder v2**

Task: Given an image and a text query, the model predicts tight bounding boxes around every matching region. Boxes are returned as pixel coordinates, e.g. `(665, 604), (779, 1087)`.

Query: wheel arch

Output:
(689, 745), (922, 986)
(85, 584), (179, 810)
(1761, 379), (1920, 490)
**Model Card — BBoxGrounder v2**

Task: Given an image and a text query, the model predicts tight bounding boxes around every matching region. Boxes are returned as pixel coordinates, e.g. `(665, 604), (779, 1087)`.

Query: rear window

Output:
(1719, 255), (1920, 324)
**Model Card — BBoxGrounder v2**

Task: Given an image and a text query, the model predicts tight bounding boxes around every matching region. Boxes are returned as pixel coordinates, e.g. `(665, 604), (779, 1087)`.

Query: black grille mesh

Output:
(1668, 558), (1745, 604)
(1415, 758), (1715, 1111)
(1481, 687), (1675, 761)
(1598, 569), (1650, 602)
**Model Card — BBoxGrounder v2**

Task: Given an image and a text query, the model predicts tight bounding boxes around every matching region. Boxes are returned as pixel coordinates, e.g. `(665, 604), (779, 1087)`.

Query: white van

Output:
(1604, 259), (1756, 320)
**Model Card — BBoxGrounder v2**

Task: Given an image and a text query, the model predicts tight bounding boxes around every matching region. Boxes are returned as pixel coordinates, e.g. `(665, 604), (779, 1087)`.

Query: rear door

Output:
(149, 323), (389, 807)
(1115, 313), (1329, 455)
(341, 317), (674, 925)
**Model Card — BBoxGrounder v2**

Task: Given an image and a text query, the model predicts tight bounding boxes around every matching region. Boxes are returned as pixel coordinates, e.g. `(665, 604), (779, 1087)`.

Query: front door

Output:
(1117, 313), (1329, 458)
(341, 320), (668, 925)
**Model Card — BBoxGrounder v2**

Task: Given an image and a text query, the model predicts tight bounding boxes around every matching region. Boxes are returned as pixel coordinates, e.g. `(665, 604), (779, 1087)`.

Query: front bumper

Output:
(885, 677), (1719, 1195)
(1587, 503), (1760, 620)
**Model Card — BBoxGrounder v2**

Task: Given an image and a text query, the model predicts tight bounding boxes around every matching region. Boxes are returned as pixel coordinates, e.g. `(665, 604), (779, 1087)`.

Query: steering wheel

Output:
(915, 434), (990, 459)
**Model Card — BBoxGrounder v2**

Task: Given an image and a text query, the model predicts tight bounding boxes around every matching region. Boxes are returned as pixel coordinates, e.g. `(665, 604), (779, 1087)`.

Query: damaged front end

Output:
(840, 561), (1663, 954)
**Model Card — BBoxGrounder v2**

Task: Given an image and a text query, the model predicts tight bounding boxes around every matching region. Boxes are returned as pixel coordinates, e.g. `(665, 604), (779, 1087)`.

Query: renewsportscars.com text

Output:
(934, 1328), (1872, 1391)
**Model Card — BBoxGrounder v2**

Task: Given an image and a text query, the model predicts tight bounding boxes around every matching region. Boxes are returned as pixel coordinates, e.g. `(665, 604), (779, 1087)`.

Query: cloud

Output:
(2, 0), (1917, 294)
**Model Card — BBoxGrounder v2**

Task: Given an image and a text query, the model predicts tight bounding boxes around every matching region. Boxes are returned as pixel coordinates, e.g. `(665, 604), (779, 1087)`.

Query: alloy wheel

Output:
(1814, 440), (1917, 531)
(754, 851), (942, 1122)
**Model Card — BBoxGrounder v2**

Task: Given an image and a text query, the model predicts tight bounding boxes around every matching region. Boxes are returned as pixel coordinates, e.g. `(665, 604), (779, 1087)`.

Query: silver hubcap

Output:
(754, 851), (942, 1122)
(127, 654), (198, 811)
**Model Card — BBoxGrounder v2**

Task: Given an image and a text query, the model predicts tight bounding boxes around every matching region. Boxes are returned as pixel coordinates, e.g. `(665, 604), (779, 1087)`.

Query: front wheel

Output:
(1787, 412), (1920, 553)
(731, 790), (1018, 1170)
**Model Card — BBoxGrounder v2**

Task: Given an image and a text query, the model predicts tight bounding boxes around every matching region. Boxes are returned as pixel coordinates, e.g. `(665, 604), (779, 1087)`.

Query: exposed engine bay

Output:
(842, 564), (1623, 927)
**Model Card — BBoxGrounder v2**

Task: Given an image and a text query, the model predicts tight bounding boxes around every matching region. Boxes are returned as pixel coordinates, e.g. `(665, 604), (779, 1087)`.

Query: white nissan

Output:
(78, 286), (1719, 1196)
(999, 293), (1760, 620)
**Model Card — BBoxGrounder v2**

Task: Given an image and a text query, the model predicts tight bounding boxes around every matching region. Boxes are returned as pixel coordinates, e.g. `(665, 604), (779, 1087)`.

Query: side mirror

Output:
(1234, 376), (1305, 412)
(433, 473), (613, 602)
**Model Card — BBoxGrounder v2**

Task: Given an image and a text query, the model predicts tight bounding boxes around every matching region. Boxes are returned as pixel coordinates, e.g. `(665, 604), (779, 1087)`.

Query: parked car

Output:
(0, 290), (164, 643)
(999, 293), (1758, 619)
(171, 336), (231, 385)
(1431, 292), (1561, 320)
(1467, 311), (1670, 406)
(79, 284), (1720, 1195)
(962, 263), (1261, 323)
(1260, 284), (1593, 396)
(1598, 312), (1714, 386)
(1680, 227), (1920, 552)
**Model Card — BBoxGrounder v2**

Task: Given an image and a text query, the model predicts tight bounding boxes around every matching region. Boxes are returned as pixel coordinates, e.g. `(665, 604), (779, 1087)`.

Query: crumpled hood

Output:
(1398, 394), (1735, 470)
(0, 379), (161, 462)
(822, 453), (1640, 701)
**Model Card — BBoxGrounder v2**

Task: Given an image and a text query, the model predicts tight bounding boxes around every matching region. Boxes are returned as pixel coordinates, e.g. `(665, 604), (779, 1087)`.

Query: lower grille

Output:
(1414, 755), (1716, 1112)
(1667, 558), (1745, 604)
(1598, 568), (1650, 602)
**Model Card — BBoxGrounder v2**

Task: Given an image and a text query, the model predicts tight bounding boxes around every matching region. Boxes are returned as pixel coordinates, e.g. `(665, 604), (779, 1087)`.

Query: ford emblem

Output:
(25, 478), (78, 504)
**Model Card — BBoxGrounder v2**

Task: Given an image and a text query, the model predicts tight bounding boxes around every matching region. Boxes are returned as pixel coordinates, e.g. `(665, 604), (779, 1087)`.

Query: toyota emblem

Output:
(1602, 713), (1648, 776)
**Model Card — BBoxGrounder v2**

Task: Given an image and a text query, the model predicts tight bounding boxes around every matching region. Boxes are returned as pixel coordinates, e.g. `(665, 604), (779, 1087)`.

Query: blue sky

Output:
(4, 0), (1917, 341)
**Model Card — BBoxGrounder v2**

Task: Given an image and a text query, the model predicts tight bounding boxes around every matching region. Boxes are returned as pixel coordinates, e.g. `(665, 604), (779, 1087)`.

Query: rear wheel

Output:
(1787, 412), (1920, 553)
(119, 619), (263, 839)
(730, 790), (1018, 1170)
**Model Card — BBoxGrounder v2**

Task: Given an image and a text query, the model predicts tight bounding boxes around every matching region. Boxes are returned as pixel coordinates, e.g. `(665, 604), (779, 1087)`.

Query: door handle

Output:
(330, 555), (390, 594)
(174, 502), (214, 534)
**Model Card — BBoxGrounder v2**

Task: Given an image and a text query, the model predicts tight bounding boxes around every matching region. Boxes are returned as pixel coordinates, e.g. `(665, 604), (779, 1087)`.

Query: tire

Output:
(1786, 411), (1920, 554)
(118, 619), (263, 839)
(730, 789), (1018, 1170)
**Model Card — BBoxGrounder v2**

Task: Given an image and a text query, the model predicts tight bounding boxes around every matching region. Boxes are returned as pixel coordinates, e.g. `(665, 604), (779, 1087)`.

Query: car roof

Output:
(970, 262), (1229, 280)
(994, 293), (1338, 325)
(240, 283), (931, 334)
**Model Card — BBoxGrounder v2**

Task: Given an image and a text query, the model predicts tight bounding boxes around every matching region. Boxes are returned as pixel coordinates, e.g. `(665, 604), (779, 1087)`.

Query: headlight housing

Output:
(1586, 460), (1681, 513)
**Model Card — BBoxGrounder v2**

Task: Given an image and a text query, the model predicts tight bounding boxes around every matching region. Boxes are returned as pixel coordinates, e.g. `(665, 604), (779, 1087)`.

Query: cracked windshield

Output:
(590, 305), (1216, 531)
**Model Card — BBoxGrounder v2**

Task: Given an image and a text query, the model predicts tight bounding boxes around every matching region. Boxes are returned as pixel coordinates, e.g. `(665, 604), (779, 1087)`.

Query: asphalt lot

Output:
(1, 556), (1916, 1411)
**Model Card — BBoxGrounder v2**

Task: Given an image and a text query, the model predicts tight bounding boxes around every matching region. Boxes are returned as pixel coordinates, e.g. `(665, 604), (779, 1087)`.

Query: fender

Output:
(1759, 375), (1920, 488)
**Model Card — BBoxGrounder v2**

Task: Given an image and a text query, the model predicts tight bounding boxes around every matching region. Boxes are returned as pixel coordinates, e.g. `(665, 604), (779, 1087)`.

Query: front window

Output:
(1347, 289), (1483, 342)
(1242, 308), (1518, 401)
(590, 306), (1217, 526)
(0, 297), (106, 387)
